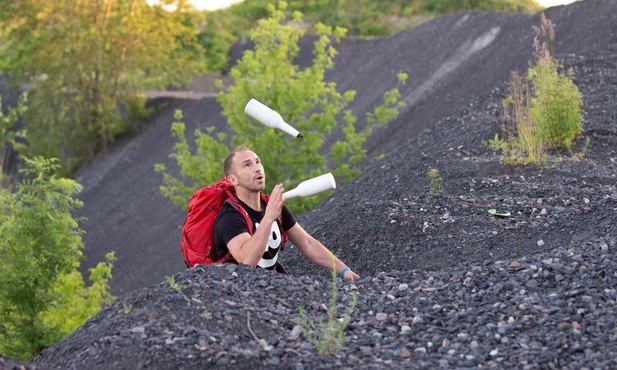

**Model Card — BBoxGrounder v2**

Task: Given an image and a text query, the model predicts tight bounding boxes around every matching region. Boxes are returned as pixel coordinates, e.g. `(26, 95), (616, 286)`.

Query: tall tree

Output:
(0, 0), (207, 168)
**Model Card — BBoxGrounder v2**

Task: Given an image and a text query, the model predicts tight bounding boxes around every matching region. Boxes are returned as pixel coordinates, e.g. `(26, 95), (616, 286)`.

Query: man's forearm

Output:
(304, 240), (347, 274)
(234, 218), (276, 266)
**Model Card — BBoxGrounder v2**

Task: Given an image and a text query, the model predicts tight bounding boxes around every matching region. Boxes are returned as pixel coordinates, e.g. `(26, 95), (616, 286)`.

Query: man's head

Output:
(224, 145), (265, 192)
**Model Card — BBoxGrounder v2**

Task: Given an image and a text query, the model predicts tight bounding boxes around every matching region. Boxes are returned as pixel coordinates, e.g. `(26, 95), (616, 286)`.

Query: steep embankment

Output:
(75, 0), (617, 297)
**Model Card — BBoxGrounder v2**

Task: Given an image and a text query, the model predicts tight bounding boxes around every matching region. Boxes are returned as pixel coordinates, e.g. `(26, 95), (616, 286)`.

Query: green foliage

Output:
(0, 157), (115, 361)
(155, 110), (230, 210)
(198, 27), (232, 72)
(158, 2), (407, 214)
(529, 15), (583, 150)
(125, 95), (154, 126)
(427, 167), (444, 194)
(499, 71), (547, 165)
(296, 260), (357, 356)
(0, 94), (27, 146)
(0, 93), (28, 187)
(40, 252), (115, 335)
(485, 133), (505, 151)
(491, 14), (583, 166)
(424, 0), (541, 13)
(0, 0), (207, 174)
(531, 68), (584, 150)
(122, 303), (133, 314)
(367, 73), (408, 126)
(200, 311), (213, 319)
(165, 275), (187, 292)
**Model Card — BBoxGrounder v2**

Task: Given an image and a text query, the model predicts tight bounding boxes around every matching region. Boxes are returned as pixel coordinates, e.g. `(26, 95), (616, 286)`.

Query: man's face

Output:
(228, 150), (265, 192)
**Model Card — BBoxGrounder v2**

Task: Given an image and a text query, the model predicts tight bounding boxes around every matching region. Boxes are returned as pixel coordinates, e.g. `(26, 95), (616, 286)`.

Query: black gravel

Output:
(29, 241), (617, 369)
(4, 1), (617, 369)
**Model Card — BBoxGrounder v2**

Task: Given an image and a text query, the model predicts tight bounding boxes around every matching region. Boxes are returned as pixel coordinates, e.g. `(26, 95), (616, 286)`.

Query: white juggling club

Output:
(282, 173), (336, 200)
(244, 98), (303, 138)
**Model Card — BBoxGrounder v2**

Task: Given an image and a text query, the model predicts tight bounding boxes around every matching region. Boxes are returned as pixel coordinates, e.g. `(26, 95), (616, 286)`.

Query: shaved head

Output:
(223, 145), (251, 177)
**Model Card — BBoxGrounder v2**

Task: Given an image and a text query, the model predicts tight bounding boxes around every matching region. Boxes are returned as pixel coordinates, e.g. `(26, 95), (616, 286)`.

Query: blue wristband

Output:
(338, 267), (350, 278)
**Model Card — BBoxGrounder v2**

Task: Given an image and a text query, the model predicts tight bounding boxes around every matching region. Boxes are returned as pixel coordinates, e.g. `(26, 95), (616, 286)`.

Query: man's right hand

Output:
(264, 183), (285, 223)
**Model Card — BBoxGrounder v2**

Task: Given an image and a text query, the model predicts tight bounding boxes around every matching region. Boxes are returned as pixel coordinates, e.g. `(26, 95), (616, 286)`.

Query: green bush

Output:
(427, 168), (444, 194)
(529, 15), (583, 150)
(497, 71), (547, 165)
(157, 2), (407, 214)
(490, 14), (583, 165)
(0, 157), (115, 361)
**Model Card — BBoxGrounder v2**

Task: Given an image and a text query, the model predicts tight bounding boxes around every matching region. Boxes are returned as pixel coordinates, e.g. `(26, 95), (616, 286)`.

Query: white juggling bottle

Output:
(244, 98), (303, 138)
(282, 173), (336, 200)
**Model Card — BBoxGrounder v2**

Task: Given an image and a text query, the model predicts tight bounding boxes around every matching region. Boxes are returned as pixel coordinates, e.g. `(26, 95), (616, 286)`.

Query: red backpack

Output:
(180, 177), (287, 268)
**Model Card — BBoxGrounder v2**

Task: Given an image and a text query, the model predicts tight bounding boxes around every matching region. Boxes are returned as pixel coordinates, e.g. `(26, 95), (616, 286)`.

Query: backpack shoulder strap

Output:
(225, 196), (254, 235)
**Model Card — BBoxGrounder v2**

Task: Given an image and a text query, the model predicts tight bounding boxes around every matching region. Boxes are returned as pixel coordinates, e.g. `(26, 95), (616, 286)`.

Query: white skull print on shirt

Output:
(255, 221), (282, 269)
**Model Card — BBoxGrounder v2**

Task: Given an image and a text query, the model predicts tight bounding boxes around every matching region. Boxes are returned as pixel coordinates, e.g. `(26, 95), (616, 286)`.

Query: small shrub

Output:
(492, 13), (583, 166)
(529, 15), (583, 150)
(125, 95), (153, 125)
(296, 258), (357, 356)
(500, 71), (547, 165)
(427, 168), (444, 194)
(484, 133), (506, 152)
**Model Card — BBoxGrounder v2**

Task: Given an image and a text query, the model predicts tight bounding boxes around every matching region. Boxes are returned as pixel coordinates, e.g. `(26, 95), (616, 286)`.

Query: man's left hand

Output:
(343, 269), (360, 280)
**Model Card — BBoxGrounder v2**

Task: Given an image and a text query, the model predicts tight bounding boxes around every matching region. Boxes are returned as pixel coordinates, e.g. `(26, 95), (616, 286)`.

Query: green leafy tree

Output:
(157, 1), (407, 213)
(0, 157), (115, 361)
(0, 0), (207, 171)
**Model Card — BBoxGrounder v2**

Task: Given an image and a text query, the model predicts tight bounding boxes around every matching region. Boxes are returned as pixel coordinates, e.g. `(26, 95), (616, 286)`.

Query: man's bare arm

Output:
(286, 223), (359, 280)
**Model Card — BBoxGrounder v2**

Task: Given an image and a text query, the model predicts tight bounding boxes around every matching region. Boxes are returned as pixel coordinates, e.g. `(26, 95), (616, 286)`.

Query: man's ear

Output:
(227, 175), (239, 186)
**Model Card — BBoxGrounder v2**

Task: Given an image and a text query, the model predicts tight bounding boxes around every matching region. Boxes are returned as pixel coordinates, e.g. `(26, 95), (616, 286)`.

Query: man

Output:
(213, 145), (359, 280)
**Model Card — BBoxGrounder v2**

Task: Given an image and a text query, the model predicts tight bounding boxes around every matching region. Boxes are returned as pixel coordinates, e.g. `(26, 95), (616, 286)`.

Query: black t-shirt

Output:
(213, 197), (296, 272)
